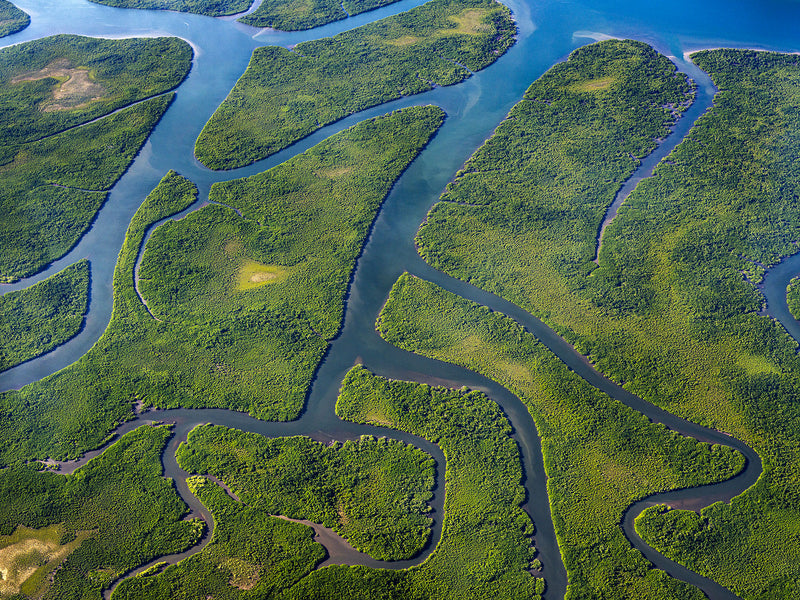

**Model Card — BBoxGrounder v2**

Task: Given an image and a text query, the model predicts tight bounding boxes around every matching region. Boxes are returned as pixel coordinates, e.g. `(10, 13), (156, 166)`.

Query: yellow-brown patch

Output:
(316, 166), (353, 178)
(236, 260), (290, 291)
(219, 557), (260, 591)
(337, 503), (350, 526)
(570, 77), (615, 93)
(499, 360), (534, 385)
(0, 524), (90, 598)
(458, 334), (482, 353)
(12, 58), (107, 112)
(224, 240), (243, 256)
(446, 8), (492, 35)
(364, 412), (393, 426)
(386, 35), (421, 47)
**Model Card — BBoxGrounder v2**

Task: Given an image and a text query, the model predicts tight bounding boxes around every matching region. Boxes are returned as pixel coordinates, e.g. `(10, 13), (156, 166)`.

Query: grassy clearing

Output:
(0, 107), (443, 464)
(236, 260), (290, 290)
(446, 8), (492, 34)
(377, 273), (744, 598)
(0, 259), (89, 372)
(416, 42), (800, 597)
(196, 0), (514, 168)
(0, 35), (192, 280)
(570, 76), (615, 92)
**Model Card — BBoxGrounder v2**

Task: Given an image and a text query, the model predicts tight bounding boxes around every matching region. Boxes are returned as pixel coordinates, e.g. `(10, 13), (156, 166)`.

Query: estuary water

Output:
(1, 0), (800, 598)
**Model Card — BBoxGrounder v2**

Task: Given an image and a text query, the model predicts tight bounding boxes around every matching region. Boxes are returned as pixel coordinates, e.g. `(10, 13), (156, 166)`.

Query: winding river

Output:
(3, 0), (800, 598)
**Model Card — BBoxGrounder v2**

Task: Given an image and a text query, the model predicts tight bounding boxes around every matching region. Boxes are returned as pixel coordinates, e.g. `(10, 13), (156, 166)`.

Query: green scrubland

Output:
(112, 475), (325, 600)
(0, 259), (89, 372)
(88, 0), (252, 17)
(0, 424), (203, 599)
(177, 426), (435, 560)
(0, 35), (191, 154)
(377, 273), (744, 598)
(0, 35), (192, 280)
(0, 106), (443, 465)
(239, 0), (401, 32)
(415, 41), (800, 597)
(87, 0), (404, 30)
(0, 171), (198, 465)
(104, 366), (542, 600)
(616, 50), (800, 598)
(0, 93), (176, 281)
(134, 105), (442, 417)
(787, 276), (800, 320)
(195, 0), (515, 169)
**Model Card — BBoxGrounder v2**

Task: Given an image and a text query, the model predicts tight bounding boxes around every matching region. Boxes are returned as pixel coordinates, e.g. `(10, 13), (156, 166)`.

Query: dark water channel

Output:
(3, 0), (800, 598)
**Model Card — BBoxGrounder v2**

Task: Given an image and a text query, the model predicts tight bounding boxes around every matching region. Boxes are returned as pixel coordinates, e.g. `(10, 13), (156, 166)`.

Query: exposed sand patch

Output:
(570, 77), (615, 93)
(220, 557), (260, 590)
(12, 58), (107, 112)
(0, 539), (52, 594)
(447, 8), (492, 35)
(337, 503), (350, 526)
(236, 259), (290, 291)
(252, 272), (277, 282)
(0, 524), (89, 597)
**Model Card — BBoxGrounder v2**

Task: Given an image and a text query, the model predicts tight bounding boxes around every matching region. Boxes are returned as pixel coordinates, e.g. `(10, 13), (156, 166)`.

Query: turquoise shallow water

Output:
(0, 0), (797, 597)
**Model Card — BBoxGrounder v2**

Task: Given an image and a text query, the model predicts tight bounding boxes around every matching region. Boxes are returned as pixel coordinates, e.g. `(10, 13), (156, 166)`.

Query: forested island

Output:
(194, 0), (515, 168)
(1, 1), (799, 599)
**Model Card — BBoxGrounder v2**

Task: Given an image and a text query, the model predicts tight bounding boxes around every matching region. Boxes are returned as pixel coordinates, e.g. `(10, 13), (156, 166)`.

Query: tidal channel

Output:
(4, 0), (800, 598)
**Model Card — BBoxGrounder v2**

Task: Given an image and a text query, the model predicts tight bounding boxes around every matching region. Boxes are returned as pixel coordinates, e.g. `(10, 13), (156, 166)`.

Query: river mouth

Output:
(3, 0), (800, 598)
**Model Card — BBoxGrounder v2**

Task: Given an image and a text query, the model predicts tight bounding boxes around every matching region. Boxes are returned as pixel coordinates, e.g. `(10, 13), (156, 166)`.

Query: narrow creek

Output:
(0, 1), (785, 599)
(594, 55), (718, 262)
(87, 406), (452, 600)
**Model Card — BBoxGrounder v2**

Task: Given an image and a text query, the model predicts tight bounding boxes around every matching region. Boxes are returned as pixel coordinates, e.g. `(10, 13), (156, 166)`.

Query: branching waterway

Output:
(4, 0), (800, 598)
